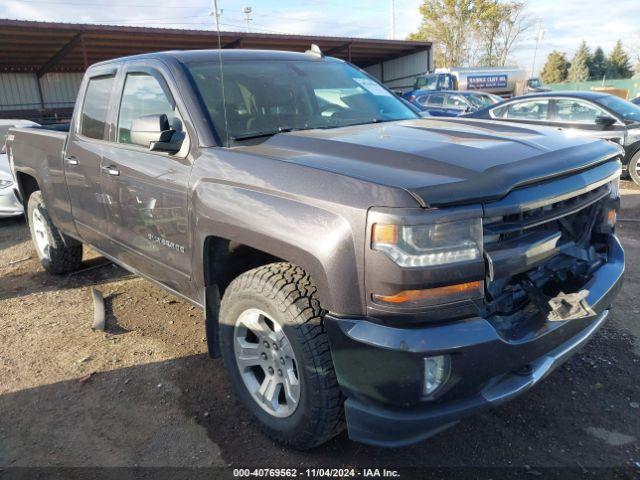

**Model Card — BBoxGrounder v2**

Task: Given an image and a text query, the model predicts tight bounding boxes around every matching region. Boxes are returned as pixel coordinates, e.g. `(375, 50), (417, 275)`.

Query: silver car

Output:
(1, 120), (39, 217)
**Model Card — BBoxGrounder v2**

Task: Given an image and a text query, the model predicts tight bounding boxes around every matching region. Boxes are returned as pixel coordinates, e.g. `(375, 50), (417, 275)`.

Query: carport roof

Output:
(0, 19), (431, 77)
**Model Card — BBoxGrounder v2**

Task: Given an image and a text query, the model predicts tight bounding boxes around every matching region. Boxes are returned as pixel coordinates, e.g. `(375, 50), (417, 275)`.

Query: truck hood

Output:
(237, 118), (622, 207)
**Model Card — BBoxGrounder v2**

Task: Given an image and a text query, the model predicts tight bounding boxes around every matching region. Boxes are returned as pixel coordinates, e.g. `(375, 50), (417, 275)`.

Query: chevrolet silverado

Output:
(6, 49), (625, 449)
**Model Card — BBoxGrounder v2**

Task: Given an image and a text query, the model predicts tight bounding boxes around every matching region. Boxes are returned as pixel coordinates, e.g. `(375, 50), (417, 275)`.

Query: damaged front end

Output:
(482, 159), (622, 335)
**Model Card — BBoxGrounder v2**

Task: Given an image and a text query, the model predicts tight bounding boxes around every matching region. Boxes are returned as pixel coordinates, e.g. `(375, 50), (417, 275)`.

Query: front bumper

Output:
(0, 187), (23, 217)
(325, 235), (624, 447)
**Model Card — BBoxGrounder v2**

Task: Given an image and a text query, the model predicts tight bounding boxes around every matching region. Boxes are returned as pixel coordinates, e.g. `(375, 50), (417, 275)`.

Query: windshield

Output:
(596, 95), (640, 123)
(415, 75), (439, 90)
(187, 59), (418, 145)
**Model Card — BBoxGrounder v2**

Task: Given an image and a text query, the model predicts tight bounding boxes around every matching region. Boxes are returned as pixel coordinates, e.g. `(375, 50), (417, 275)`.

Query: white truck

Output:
(411, 66), (545, 97)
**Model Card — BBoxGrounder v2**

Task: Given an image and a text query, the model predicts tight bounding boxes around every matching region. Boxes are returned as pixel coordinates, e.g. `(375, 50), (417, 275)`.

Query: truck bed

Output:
(7, 126), (71, 230)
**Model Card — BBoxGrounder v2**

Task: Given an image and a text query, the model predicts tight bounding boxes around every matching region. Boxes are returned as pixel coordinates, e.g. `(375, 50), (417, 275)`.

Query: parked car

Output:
(631, 96), (640, 106)
(0, 119), (39, 217)
(7, 50), (624, 449)
(407, 90), (502, 117)
(466, 91), (640, 185)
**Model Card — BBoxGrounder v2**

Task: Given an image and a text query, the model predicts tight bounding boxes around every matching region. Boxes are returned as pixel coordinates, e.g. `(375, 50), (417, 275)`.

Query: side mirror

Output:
(595, 115), (616, 129)
(130, 114), (183, 153)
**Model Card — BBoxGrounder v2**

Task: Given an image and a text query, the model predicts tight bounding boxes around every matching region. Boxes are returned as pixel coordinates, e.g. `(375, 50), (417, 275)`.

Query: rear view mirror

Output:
(130, 114), (183, 153)
(595, 115), (616, 128)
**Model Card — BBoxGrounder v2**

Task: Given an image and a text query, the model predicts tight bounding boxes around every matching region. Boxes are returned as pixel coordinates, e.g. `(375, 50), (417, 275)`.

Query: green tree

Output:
(540, 50), (570, 84)
(408, 0), (530, 68)
(589, 46), (607, 80)
(607, 40), (633, 79)
(568, 41), (590, 83)
(408, 0), (480, 68)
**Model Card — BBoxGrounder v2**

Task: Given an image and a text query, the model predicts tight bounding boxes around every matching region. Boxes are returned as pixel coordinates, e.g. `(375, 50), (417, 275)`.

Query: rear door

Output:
(64, 67), (118, 250)
(425, 93), (447, 116)
(99, 62), (194, 293)
(490, 97), (550, 124)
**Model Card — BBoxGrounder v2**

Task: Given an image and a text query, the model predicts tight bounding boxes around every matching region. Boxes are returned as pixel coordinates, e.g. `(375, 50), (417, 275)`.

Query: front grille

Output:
(480, 166), (618, 320)
(484, 182), (610, 248)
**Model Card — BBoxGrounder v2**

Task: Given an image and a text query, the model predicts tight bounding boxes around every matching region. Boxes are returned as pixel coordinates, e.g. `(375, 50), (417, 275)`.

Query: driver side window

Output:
(554, 99), (606, 124)
(117, 73), (176, 144)
(445, 94), (466, 108)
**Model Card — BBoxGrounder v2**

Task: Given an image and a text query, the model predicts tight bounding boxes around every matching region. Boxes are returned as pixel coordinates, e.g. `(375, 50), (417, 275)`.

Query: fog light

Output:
(423, 355), (450, 397)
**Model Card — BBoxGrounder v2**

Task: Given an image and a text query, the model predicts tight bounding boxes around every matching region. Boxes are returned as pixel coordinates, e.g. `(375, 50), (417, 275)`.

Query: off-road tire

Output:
(628, 151), (640, 186)
(219, 262), (345, 450)
(27, 191), (83, 274)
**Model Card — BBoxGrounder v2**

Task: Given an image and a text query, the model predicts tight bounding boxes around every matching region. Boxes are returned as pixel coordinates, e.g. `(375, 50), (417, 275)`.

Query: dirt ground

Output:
(0, 182), (639, 473)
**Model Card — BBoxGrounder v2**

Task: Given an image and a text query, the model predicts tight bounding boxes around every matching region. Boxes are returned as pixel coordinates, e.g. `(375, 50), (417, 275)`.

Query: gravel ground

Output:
(0, 181), (639, 473)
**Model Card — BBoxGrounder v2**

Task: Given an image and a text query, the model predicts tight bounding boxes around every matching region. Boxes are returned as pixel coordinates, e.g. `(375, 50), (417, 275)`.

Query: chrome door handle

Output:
(102, 165), (120, 176)
(65, 156), (78, 166)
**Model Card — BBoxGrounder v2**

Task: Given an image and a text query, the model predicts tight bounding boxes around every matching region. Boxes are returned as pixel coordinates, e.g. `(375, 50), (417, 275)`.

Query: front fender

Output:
(191, 180), (366, 315)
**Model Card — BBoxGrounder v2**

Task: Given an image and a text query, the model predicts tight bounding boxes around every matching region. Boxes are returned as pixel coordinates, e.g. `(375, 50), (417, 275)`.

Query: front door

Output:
(64, 70), (117, 251)
(100, 67), (193, 293)
(546, 98), (626, 144)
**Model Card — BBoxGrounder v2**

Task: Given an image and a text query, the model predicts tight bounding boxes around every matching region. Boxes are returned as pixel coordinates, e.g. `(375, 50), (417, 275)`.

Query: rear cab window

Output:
(80, 75), (116, 140)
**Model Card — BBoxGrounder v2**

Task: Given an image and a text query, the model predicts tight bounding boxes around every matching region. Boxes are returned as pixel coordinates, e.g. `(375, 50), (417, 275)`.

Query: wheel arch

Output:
(191, 183), (364, 358)
(14, 171), (40, 223)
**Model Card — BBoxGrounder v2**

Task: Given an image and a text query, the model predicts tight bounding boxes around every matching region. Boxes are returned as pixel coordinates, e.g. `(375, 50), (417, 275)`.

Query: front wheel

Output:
(219, 263), (344, 449)
(27, 191), (83, 274)
(628, 151), (640, 186)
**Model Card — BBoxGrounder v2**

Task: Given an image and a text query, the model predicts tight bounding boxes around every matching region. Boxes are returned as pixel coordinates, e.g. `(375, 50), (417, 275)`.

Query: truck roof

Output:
(89, 49), (339, 69)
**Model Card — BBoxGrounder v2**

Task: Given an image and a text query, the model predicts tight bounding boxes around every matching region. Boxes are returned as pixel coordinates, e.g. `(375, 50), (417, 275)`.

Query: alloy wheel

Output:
(233, 308), (301, 418)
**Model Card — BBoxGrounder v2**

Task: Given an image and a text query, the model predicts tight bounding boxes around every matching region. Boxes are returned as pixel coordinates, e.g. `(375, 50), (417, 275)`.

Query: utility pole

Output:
(390, 0), (396, 40)
(243, 6), (252, 33)
(530, 22), (544, 78)
(210, 0), (223, 31)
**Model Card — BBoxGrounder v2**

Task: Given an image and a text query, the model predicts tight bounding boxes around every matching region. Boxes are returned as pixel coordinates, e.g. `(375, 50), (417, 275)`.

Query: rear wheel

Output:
(219, 262), (344, 449)
(629, 151), (640, 186)
(27, 191), (83, 274)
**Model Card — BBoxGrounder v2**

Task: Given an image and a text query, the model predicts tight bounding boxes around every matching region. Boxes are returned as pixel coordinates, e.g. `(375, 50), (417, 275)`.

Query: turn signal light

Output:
(373, 281), (482, 305)
(372, 223), (398, 245)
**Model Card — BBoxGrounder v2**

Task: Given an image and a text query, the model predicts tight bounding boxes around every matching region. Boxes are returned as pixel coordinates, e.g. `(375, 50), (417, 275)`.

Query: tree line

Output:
(408, 0), (532, 68)
(540, 40), (635, 84)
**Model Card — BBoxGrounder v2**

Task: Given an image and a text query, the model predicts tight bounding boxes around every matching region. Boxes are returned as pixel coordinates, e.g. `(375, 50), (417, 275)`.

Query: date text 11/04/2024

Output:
(232, 468), (401, 478)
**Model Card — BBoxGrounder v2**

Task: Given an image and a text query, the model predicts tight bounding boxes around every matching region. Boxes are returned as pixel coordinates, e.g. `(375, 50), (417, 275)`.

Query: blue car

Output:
(405, 90), (502, 117)
(632, 96), (640, 106)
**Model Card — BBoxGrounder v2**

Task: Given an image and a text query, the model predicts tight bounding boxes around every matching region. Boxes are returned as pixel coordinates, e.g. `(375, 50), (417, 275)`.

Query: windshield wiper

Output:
(318, 118), (402, 130)
(231, 127), (298, 142)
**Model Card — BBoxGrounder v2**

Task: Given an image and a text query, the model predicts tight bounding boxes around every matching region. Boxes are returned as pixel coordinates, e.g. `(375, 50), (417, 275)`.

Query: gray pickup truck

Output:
(6, 49), (625, 449)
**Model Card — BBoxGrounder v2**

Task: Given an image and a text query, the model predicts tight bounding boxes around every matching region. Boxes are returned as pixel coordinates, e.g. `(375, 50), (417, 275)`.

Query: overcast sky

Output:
(2, 0), (639, 75)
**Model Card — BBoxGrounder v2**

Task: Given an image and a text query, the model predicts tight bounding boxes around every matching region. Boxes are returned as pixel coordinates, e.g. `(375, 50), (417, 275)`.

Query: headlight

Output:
(372, 218), (482, 268)
(0, 178), (13, 189)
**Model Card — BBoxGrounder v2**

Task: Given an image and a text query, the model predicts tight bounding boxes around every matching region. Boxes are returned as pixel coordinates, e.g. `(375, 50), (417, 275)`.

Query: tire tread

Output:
(220, 262), (345, 449)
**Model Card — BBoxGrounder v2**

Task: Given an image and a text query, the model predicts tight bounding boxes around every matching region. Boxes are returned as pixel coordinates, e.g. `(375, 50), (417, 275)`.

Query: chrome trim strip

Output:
(484, 161), (621, 217)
